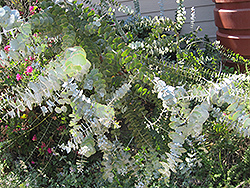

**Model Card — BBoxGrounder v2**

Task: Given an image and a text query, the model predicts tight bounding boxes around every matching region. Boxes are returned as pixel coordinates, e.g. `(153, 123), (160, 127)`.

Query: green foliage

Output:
(1, 0), (250, 187)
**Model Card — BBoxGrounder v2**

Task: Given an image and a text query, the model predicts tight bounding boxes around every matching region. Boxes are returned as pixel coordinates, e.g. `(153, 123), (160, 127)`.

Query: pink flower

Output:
(16, 74), (22, 81)
(29, 6), (34, 11)
(5, 125), (8, 129)
(41, 142), (46, 149)
(47, 148), (52, 154)
(33, 33), (37, 37)
(31, 161), (35, 164)
(57, 125), (66, 131)
(32, 134), (37, 141)
(7, 75), (10, 79)
(26, 66), (33, 73)
(4, 45), (10, 52)
(29, 56), (35, 61)
(25, 58), (28, 61)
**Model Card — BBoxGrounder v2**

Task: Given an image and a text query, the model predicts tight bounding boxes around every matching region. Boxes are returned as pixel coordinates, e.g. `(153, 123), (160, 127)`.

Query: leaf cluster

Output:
(1, 0), (250, 187)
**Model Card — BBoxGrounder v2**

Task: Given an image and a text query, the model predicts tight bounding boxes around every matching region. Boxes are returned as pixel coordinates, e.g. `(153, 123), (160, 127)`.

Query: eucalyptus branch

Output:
(142, 108), (168, 131)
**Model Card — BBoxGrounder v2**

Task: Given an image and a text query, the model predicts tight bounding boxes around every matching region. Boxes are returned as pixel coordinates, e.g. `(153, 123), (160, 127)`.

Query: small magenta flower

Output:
(7, 75), (10, 79)
(4, 45), (10, 52)
(57, 125), (66, 131)
(29, 56), (35, 61)
(31, 161), (35, 164)
(25, 58), (28, 61)
(47, 148), (52, 154)
(26, 66), (33, 73)
(16, 74), (22, 81)
(41, 142), (46, 149)
(32, 134), (37, 141)
(29, 6), (34, 12)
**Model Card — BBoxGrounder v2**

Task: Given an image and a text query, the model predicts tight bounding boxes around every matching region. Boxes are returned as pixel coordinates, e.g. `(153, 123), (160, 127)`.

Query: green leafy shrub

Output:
(1, 0), (250, 187)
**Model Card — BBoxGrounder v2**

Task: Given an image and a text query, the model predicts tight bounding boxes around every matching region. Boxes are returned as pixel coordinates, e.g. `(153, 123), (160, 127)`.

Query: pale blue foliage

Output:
(0, 6), (21, 30)
(158, 0), (165, 17)
(175, 0), (186, 30)
(0, 44), (131, 163)
(133, 0), (141, 16)
(0, 7), (45, 63)
(153, 74), (250, 180)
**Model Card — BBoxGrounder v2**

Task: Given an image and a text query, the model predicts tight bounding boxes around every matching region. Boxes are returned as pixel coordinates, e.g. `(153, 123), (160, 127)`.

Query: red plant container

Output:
(213, 0), (250, 59)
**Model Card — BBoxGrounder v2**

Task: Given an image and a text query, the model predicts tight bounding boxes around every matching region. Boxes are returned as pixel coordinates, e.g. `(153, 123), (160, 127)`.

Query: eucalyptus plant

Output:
(0, 0), (250, 187)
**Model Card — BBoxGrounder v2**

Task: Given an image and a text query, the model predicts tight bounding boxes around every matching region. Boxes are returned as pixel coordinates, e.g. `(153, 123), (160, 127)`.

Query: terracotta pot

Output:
(213, 0), (250, 59)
